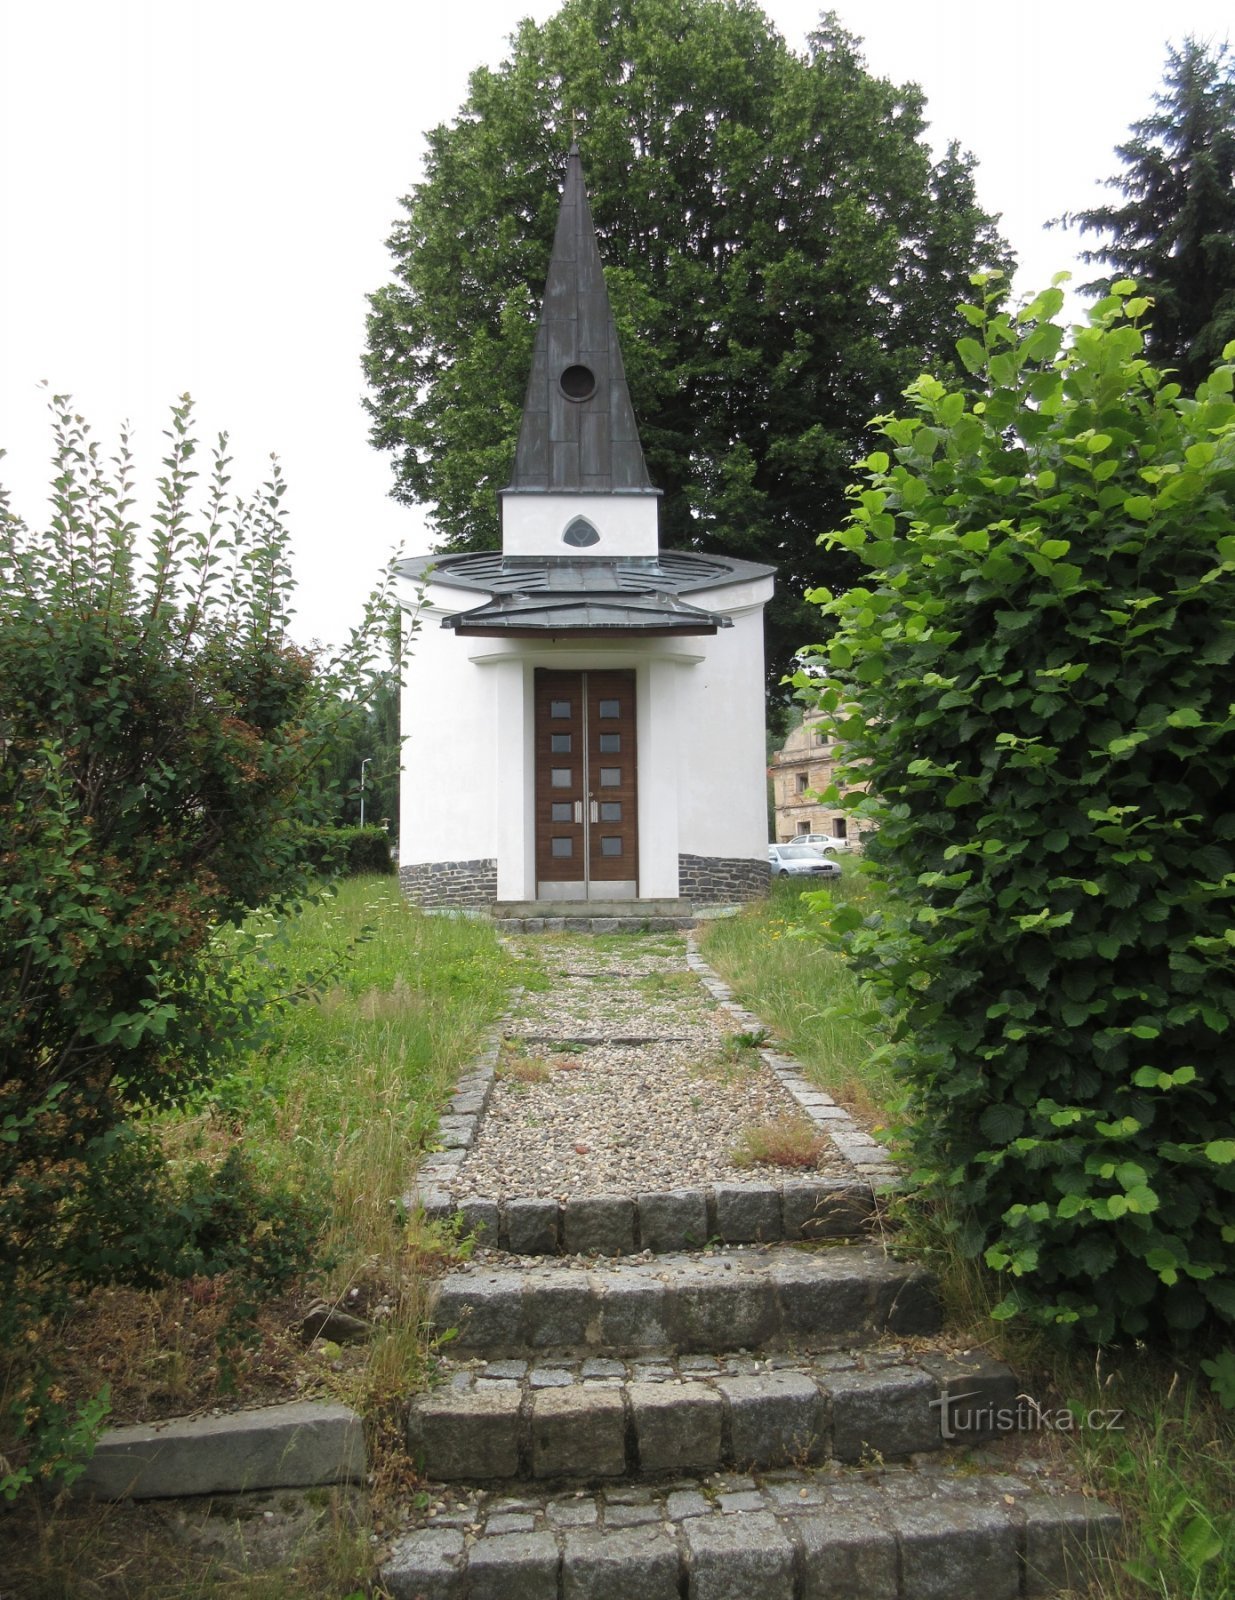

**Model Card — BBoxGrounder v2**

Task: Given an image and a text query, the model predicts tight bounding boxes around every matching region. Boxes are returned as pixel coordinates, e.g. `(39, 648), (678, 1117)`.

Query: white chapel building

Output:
(395, 145), (774, 912)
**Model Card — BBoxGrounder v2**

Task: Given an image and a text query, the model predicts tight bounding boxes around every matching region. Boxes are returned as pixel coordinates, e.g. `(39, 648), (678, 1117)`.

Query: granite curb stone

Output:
(77, 1400), (366, 1501)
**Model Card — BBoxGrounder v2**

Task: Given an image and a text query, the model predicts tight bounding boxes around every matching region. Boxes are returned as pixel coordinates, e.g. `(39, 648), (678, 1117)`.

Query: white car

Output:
(768, 844), (842, 878)
(793, 833), (848, 852)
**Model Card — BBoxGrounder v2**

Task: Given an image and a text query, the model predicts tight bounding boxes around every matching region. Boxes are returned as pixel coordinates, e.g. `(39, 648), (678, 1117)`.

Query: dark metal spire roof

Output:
(506, 143), (658, 496)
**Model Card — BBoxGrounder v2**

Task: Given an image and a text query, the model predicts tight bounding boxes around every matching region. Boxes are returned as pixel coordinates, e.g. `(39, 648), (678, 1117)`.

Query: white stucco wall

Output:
(397, 568), (773, 897)
(398, 593), (499, 864)
(673, 603), (770, 859)
(500, 490), (660, 558)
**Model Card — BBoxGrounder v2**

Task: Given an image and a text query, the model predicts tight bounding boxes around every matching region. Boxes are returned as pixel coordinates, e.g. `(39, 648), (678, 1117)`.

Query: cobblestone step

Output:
(428, 1246), (939, 1358)
(408, 1345), (1019, 1483)
(379, 1459), (1120, 1599)
(422, 1180), (881, 1257)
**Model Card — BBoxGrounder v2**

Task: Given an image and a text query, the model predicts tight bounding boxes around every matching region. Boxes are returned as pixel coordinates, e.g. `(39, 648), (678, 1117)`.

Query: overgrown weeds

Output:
(1, 876), (514, 1595)
(731, 1115), (827, 1171)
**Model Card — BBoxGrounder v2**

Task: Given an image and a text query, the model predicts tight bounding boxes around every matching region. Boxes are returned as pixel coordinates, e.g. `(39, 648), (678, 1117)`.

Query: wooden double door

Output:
(534, 669), (638, 899)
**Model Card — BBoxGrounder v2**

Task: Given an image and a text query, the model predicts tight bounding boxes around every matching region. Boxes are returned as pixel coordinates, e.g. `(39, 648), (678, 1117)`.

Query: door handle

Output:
(590, 800), (599, 823)
(574, 801), (583, 823)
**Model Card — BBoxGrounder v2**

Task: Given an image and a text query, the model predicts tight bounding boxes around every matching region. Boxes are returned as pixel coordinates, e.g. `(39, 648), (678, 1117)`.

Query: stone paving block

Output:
(420, 1150), (465, 1174)
(563, 1524), (681, 1600)
(486, 1513), (537, 1536)
(431, 1273), (523, 1352)
(524, 1274), (595, 1349)
(917, 1351), (1020, 1442)
(467, 1530), (561, 1600)
(381, 1527), (467, 1600)
(435, 1116), (474, 1148)
(411, 1185), (453, 1221)
(457, 1198), (500, 1247)
(889, 1499), (1018, 1600)
(716, 1490), (764, 1512)
(666, 1488), (710, 1519)
(716, 1371), (826, 1467)
(671, 1268), (778, 1351)
(529, 1367), (573, 1389)
(605, 1503), (662, 1527)
(1022, 1494), (1122, 1598)
(504, 1197), (561, 1255)
(871, 1261), (942, 1337)
(406, 1389), (522, 1480)
(78, 1401), (365, 1500)
(827, 1366), (938, 1461)
(564, 1194), (637, 1256)
(595, 1275), (671, 1350)
(713, 1183), (782, 1244)
(795, 1509), (899, 1600)
(548, 1499), (601, 1528)
(449, 1093), (485, 1115)
(781, 1182), (872, 1240)
(628, 1381), (723, 1473)
(531, 1388), (626, 1479)
(636, 1189), (709, 1252)
(683, 1509), (795, 1600)
(769, 1254), (877, 1344)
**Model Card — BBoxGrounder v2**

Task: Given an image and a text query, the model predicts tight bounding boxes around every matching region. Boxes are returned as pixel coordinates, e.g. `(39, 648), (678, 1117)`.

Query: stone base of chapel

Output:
(398, 853), (768, 919)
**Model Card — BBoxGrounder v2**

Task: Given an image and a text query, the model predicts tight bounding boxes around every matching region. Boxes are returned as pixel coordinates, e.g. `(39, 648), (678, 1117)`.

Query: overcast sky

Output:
(1, 0), (1230, 649)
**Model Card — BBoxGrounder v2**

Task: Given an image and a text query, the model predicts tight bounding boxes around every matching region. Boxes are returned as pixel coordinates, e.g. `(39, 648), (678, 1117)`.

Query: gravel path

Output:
(452, 934), (851, 1201)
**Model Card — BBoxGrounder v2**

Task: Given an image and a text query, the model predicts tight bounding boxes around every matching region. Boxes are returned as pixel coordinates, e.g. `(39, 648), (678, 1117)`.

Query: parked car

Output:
(793, 833), (848, 852)
(768, 844), (842, 878)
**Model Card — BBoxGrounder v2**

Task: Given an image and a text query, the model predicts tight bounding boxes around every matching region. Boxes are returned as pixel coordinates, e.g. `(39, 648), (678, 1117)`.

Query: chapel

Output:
(395, 144), (774, 914)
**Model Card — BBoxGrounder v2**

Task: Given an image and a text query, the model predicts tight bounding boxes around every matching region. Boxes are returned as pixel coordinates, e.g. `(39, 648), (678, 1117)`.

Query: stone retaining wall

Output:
(399, 858), (497, 908)
(677, 853), (767, 903)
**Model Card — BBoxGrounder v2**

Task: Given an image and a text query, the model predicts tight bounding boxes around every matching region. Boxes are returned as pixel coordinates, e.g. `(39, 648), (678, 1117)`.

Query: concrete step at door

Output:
(408, 1345), (1019, 1484)
(428, 1245), (940, 1359)
(379, 1461), (1120, 1600)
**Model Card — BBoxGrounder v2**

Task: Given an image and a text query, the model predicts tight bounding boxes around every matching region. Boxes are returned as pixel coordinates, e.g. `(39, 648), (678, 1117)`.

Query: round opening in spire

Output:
(559, 364), (597, 401)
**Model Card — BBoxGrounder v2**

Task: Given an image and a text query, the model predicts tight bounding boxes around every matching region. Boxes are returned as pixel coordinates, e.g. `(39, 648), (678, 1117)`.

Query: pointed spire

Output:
(506, 145), (658, 496)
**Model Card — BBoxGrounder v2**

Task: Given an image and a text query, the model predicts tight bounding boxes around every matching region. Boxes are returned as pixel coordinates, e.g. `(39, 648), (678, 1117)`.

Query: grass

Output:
(1, 875), (517, 1599)
(730, 1114), (828, 1171)
(699, 873), (894, 1118)
(702, 874), (1235, 1600)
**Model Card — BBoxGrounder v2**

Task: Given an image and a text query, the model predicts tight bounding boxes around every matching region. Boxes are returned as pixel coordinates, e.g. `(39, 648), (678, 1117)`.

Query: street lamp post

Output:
(360, 757), (372, 828)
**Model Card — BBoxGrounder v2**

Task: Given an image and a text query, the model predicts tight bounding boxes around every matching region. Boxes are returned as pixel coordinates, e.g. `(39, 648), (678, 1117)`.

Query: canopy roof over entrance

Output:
(395, 549), (775, 637)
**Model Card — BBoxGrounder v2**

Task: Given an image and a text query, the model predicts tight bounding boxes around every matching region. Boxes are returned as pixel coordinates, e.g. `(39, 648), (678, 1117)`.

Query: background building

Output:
(770, 711), (873, 846)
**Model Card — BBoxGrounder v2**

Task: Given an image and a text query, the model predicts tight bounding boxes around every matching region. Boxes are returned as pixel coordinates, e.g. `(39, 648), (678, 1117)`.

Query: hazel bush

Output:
(806, 279), (1235, 1343)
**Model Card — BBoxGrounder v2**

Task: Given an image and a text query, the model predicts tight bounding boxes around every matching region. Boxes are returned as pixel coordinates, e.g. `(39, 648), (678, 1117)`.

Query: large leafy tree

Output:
(364, 0), (1010, 689)
(1059, 37), (1235, 388)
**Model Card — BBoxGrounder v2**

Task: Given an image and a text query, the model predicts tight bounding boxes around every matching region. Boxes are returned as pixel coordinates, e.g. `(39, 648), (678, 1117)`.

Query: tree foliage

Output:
(1059, 37), (1235, 389)
(363, 0), (1010, 687)
(805, 279), (1235, 1345)
(0, 396), (390, 1389)
(320, 666), (401, 837)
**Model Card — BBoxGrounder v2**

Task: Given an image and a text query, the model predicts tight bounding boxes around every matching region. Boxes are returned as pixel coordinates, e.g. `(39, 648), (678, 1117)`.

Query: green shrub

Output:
(295, 824), (395, 876)
(806, 278), (1235, 1344)
(0, 397), (391, 1486)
